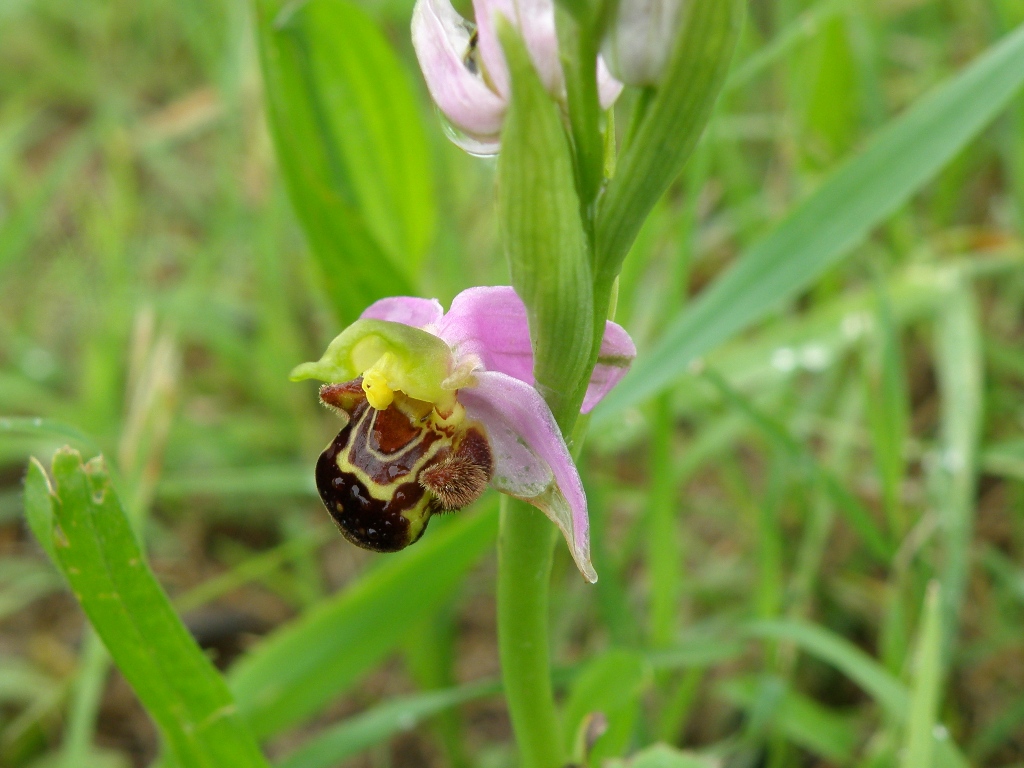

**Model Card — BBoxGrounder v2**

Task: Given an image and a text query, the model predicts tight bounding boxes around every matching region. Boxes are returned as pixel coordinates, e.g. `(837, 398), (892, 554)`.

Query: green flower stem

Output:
(494, 22), (624, 762)
(496, 274), (618, 767)
(497, 497), (563, 768)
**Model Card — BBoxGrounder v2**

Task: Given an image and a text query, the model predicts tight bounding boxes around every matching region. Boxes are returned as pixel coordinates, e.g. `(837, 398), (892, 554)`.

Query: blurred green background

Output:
(2, 0), (1024, 766)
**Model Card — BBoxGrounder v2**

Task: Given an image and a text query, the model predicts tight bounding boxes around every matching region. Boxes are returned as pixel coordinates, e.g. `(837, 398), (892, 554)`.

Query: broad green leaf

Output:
(563, 649), (651, 765)
(901, 582), (944, 768)
(277, 680), (500, 768)
(497, 22), (594, 425)
(228, 498), (498, 738)
(661, 261), (992, 421)
(253, 0), (430, 323)
(595, 23), (1024, 422)
(291, 0), (434, 263)
(596, 0), (744, 279)
(24, 449), (269, 768)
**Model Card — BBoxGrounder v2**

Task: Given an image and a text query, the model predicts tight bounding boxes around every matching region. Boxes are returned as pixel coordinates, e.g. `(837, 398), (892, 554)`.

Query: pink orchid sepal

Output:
(411, 0), (623, 154)
(291, 286), (636, 582)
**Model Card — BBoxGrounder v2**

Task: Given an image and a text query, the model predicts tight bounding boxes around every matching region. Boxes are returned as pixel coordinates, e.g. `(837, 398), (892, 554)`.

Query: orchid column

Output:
(414, 0), (744, 765)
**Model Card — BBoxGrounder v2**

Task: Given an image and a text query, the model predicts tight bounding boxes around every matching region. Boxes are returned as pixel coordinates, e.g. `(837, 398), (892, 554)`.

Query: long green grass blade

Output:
(718, 676), (859, 762)
(745, 619), (906, 716)
(900, 582), (944, 768)
(595, 23), (1024, 422)
(931, 283), (983, 648)
(276, 680), (500, 768)
(228, 499), (498, 738)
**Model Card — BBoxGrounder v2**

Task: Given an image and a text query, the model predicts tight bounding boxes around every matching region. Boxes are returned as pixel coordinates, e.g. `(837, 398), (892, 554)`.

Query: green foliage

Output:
(229, 499), (498, 737)
(597, 21), (1024, 420)
(563, 649), (651, 765)
(596, 0), (745, 279)
(901, 583), (944, 768)
(3, 1), (1024, 766)
(253, 0), (434, 323)
(496, 21), (594, 425)
(276, 679), (500, 768)
(23, 451), (269, 768)
(607, 743), (717, 768)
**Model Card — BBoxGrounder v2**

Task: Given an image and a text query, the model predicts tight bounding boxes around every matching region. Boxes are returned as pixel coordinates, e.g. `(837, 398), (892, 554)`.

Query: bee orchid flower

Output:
(411, 0), (623, 154)
(291, 286), (635, 582)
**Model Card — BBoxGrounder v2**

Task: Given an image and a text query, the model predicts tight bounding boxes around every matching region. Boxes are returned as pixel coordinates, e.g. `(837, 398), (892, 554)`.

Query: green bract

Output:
(290, 319), (455, 405)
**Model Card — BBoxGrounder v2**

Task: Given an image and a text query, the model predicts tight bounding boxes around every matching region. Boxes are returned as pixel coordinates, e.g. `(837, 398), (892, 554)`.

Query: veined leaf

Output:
(24, 450), (269, 768)
(254, 0), (432, 323)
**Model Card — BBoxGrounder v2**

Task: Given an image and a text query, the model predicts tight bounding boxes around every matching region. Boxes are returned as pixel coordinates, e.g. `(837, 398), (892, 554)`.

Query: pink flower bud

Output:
(602, 0), (685, 86)
(412, 0), (622, 155)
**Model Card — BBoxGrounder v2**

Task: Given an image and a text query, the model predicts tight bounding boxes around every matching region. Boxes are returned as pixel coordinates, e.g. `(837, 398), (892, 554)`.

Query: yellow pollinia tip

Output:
(361, 368), (394, 410)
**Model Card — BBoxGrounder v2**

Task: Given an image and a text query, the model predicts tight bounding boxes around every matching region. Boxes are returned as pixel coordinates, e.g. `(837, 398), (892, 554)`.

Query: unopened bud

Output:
(602, 0), (686, 86)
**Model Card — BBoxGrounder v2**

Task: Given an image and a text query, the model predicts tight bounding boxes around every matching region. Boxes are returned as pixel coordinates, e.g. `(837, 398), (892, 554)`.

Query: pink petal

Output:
(473, 0), (563, 100)
(434, 286), (534, 384)
(411, 0), (507, 147)
(436, 286), (636, 412)
(582, 320), (637, 413)
(597, 56), (624, 109)
(360, 296), (444, 328)
(460, 370), (595, 582)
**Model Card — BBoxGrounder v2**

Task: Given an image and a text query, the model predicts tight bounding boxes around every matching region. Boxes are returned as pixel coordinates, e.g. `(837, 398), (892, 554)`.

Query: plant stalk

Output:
(497, 497), (564, 768)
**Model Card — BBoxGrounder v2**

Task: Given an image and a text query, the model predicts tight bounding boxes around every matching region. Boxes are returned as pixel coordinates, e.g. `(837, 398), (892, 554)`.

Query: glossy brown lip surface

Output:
(314, 381), (494, 553)
(316, 429), (429, 551)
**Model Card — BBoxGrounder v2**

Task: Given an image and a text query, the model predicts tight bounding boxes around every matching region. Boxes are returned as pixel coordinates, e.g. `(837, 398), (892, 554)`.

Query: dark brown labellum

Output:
(315, 379), (493, 552)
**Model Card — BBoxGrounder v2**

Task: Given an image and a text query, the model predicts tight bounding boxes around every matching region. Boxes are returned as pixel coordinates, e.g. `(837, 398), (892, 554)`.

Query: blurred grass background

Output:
(2, 0), (1024, 766)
